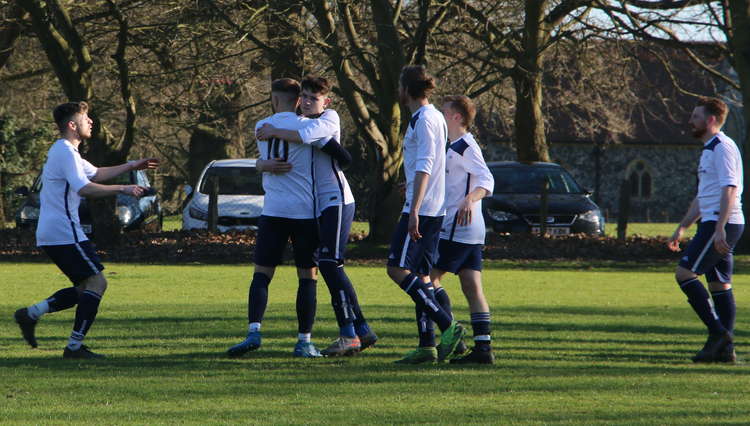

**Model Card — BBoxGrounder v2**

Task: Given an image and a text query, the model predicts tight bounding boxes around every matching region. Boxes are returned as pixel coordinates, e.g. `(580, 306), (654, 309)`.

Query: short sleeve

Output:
(81, 158), (97, 179)
(714, 143), (741, 188)
(465, 144), (494, 195)
(414, 117), (438, 174)
(59, 148), (92, 193)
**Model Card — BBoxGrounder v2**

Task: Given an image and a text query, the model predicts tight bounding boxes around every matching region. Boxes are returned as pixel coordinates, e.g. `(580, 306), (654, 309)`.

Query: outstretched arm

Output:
(92, 158), (159, 183)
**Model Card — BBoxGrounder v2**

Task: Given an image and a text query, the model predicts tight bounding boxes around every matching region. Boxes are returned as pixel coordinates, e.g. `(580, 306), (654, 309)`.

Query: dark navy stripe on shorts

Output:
(387, 213), (443, 276)
(435, 239), (483, 273)
(42, 240), (104, 285)
(679, 220), (744, 283)
(318, 203), (354, 263)
(254, 215), (319, 268)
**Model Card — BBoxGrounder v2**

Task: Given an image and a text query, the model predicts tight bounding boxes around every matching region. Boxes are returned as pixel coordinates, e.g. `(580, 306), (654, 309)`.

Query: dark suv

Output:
(14, 169), (162, 234)
(482, 161), (604, 236)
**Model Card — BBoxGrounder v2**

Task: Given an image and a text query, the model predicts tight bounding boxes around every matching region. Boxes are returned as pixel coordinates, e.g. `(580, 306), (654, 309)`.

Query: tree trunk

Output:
(0, 4), (25, 71)
(512, 0), (551, 163)
(728, 0), (750, 251)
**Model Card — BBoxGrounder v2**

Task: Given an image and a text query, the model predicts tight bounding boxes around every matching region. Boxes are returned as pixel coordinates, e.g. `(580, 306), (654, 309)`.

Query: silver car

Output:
(182, 159), (264, 232)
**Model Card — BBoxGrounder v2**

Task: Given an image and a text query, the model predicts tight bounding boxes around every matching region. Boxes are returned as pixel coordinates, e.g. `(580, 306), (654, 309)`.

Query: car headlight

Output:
(20, 206), (39, 221)
(487, 209), (519, 222)
(116, 205), (134, 226)
(189, 206), (208, 221)
(578, 209), (601, 224)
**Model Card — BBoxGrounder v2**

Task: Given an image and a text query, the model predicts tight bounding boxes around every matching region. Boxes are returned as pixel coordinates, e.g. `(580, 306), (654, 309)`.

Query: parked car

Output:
(14, 169), (162, 234)
(182, 159), (264, 232)
(482, 161), (605, 236)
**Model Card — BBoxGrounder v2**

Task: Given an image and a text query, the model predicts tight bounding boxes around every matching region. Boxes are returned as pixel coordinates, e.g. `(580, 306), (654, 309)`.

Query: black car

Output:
(482, 161), (605, 236)
(14, 169), (162, 234)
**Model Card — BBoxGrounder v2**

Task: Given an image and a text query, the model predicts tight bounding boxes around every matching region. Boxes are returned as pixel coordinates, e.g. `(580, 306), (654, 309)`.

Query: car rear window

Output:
(199, 166), (264, 195)
(490, 166), (583, 194)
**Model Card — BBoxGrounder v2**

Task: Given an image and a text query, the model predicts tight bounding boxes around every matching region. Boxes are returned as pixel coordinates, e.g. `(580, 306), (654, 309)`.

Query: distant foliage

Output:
(0, 114), (53, 219)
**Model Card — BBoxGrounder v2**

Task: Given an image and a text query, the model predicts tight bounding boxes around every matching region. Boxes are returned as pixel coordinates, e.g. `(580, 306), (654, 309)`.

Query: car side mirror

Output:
(183, 185), (193, 197)
(15, 186), (29, 197)
(583, 188), (593, 196)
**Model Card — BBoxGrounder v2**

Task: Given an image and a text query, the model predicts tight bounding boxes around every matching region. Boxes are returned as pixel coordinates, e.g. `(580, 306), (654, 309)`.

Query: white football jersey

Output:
(440, 133), (495, 244)
(255, 112), (315, 219)
(36, 139), (98, 246)
(697, 131), (744, 224)
(298, 109), (355, 215)
(401, 104), (447, 217)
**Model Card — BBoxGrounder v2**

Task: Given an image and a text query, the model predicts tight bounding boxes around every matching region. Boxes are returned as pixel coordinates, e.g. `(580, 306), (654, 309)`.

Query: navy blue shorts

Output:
(387, 213), (443, 276)
(679, 220), (744, 283)
(42, 240), (104, 285)
(254, 215), (319, 268)
(317, 203), (354, 264)
(434, 239), (483, 273)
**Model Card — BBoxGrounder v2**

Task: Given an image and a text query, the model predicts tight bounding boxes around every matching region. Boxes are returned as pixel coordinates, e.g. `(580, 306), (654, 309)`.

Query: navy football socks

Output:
(434, 287), (453, 320)
(297, 278), (317, 334)
(711, 288), (736, 333)
(471, 311), (492, 347)
(48, 287), (80, 312)
(248, 272), (271, 323)
(67, 290), (102, 350)
(319, 262), (357, 337)
(678, 278), (727, 334)
(399, 274), (452, 331)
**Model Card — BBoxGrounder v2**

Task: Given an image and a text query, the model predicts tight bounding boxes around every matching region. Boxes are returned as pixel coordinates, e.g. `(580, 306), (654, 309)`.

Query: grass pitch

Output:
(1, 262), (749, 424)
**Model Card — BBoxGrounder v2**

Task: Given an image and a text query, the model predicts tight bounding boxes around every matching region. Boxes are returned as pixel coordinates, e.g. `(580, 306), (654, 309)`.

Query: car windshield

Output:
(199, 166), (264, 195)
(491, 166), (583, 194)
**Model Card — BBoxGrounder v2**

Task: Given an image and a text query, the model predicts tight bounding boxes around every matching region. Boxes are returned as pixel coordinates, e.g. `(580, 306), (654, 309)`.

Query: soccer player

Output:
(13, 101), (158, 359)
(430, 95), (495, 364)
(667, 97), (744, 363)
(257, 75), (377, 357)
(386, 65), (465, 364)
(227, 78), (323, 358)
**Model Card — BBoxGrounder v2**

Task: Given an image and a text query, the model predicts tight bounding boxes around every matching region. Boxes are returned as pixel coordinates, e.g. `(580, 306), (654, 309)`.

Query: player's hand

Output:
(408, 213), (422, 240)
(667, 226), (685, 252)
(130, 158), (159, 170)
(121, 185), (147, 197)
(265, 158), (292, 174)
(256, 123), (278, 141)
(713, 226), (730, 255)
(456, 196), (473, 226)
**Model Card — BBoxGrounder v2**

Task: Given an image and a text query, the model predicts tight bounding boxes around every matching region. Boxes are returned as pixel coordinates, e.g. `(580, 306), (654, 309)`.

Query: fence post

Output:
(208, 176), (219, 233)
(539, 180), (549, 237)
(617, 179), (630, 241)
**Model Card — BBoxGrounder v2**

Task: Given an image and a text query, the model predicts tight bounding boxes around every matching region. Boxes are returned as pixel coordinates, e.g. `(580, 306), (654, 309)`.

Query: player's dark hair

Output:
(400, 65), (436, 99)
(301, 75), (331, 95)
(443, 95), (476, 128)
(697, 97), (728, 126)
(53, 101), (89, 132)
(271, 78), (301, 98)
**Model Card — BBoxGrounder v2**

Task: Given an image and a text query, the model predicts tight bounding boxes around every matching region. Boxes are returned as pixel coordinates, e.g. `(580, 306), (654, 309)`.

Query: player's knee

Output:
(387, 266), (407, 283)
(675, 266), (696, 283)
(709, 281), (732, 292)
(297, 267), (317, 280)
(83, 273), (107, 296)
(254, 265), (275, 280)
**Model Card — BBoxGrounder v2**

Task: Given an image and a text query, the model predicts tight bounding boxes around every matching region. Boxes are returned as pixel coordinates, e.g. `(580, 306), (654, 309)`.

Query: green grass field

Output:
(162, 214), (679, 238)
(1, 262), (748, 424)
